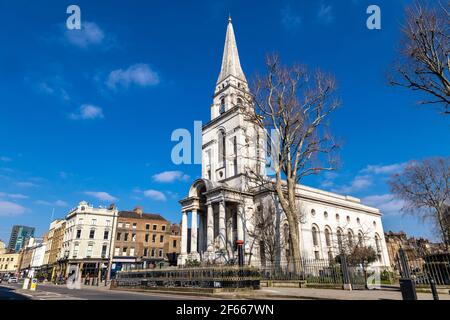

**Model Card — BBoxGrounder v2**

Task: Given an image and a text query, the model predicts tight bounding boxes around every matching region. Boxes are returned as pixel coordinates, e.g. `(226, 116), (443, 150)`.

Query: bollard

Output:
(429, 277), (439, 301)
(399, 278), (417, 300)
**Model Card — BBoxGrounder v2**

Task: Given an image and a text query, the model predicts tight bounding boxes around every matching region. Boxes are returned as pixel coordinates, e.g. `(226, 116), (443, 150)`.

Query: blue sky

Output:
(0, 0), (448, 243)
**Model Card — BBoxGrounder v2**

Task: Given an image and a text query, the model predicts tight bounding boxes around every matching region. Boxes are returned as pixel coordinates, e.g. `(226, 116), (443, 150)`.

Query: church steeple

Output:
(217, 16), (247, 84)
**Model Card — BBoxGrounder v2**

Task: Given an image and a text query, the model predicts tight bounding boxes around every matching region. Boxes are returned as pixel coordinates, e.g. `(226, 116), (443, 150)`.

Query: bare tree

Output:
(389, 157), (450, 250)
(389, 1), (450, 114)
(247, 202), (281, 269)
(242, 55), (340, 274)
(333, 227), (378, 288)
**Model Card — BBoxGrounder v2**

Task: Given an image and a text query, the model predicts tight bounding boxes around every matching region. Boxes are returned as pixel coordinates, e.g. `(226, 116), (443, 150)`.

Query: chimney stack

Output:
(134, 206), (143, 217)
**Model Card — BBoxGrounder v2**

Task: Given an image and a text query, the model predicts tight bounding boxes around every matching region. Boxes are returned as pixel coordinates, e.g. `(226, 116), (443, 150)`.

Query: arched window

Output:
(358, 231), (363, 246)
(324, 227), (332, 247)
(218, 129), (226, 165)
(324, 211), (328, 218)
(237, 97), (243, 105)
(347, 229), (354, 247)
(375, 233), (382, 262)
(312, 225), (319, 246)
(375, 234), (381, 253)
(220, 98), (225, 114)
(337, 228), (343, 251)
(311, 209), (316, 217)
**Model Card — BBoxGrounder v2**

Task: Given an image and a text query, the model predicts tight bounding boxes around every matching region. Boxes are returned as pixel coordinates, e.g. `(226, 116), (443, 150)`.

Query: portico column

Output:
(206, 204), (214, 253)
(181, 211), (188, 255)
(190, 210), (198, 254)
(219, 200), (226, 250)
(237, 203), (244, 241)
(198, 212), (204, 254)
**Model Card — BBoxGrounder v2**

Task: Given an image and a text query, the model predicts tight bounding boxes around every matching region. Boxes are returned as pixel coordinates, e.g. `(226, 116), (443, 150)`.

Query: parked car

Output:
(7, 277), (18, 283)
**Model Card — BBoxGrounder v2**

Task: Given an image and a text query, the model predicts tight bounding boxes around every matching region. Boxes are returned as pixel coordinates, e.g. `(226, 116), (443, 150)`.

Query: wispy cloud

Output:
(331, 175), (372, 194)
(84, 191), (118, 202)
(106, 64), (160, 90)
(152, 171), (190, 183)
(5, 193), (28, 200)
(363, 194), (405, 216)
(361, 162), (408, 175)
(0, 156), (12, 162)
(281, 5), (302, 30)
(328, 161), (410, 194)
(143, 189), (167, 201)
(35, 200), (69, 207)
(16, 181), (39, 188)
(70, 104), (104, 120)
(318, 4), (334, 24)
(0, 201), (27, 217)
(34, 76), (71, 101)
(64, 22), (105, 48)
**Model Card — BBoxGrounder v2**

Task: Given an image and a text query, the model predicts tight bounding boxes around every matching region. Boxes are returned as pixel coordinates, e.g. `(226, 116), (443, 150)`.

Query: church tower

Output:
(201, 17), (265, 190)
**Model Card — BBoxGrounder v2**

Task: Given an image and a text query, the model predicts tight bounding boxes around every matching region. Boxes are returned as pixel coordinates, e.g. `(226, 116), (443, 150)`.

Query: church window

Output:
(233, 136), (238, 176)
(325, 228), (332, 247)
(218, 129), (226, 166)
(337, 229), (343, 251)
(358, 232), (363, 245)
(220, 98), (225, 114)
(347, 230), (354, 247)
(375, 234), (381, 252)
(312, 225), (319, 246)
(324, 211), (328, 218)
(311, 209), (316, 217)
(237, 97), (243, 105)
(314, 251), (320, 260)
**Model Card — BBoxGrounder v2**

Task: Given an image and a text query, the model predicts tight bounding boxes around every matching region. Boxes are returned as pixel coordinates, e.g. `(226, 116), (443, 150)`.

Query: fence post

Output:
(398, 248), (417, 300)
(340, 254), (352, 291)
(429, 275), (439, 300)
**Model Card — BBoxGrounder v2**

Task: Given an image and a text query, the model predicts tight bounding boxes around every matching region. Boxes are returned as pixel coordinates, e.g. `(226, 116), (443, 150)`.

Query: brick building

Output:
(111, 207), (180, 275)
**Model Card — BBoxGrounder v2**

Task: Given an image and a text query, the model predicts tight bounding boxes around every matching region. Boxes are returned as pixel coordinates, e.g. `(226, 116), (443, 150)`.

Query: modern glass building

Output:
(8, 225), (35, 252)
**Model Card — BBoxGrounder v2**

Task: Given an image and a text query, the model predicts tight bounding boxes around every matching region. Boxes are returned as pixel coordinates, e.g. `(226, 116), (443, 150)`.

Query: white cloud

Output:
(0, 156), (12, 162)
(152, 171), (190, 183)
(7, 194), (28, 200)
(361, 162), (408, 175)
(318, 4), (334, 24)
(35, 77), (71, 101)
(0, 201), (27, 217)
(363, 194), (405, 216)
(143, 189), (167, 201)
(35, 200), (69, 207)
(84, 191), (117, 202)
(64, 22), (105, 48)
(107, 64), (160, 89)
(332, 175), (372, 194)
(281, 5), (302, 30)
(70, 104), (104, 120)
(16, 181), (39, 188)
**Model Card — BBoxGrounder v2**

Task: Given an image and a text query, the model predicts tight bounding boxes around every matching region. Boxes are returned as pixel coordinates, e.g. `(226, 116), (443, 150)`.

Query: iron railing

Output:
(397, 252), (450, 286)
(112, 266), (261, 289)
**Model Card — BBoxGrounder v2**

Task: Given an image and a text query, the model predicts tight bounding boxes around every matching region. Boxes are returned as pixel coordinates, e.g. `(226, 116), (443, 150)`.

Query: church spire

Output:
(217, 16), (247, 84)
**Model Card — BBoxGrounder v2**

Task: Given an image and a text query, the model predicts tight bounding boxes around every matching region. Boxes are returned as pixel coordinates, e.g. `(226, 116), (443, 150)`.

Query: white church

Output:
(178, 18), (391, 269)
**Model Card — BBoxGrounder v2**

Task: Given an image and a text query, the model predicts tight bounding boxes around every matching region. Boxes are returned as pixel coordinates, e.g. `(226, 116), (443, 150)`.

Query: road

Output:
(0, 283), (217, 300)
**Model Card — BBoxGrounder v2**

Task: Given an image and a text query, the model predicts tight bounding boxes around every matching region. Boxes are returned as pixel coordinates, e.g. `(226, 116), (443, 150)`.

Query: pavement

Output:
(1, 282), (449, 300)
(0, 283), (217, 300)
(217, 287), (450, 300)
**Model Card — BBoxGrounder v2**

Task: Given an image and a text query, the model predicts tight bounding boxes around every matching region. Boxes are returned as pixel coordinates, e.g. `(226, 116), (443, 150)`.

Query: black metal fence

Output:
(257, 258), (390, 287)
(398, 251), (450, 287)
(112, 266), (261, 289)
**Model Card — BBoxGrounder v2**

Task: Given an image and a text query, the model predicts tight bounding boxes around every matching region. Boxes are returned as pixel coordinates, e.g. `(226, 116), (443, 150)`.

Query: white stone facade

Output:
(61, 201), (118, 264)
(178, 18), (390, 269)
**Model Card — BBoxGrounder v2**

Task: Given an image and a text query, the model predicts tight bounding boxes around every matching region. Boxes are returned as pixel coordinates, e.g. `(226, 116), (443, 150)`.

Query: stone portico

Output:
(178, 179), (251, 265)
